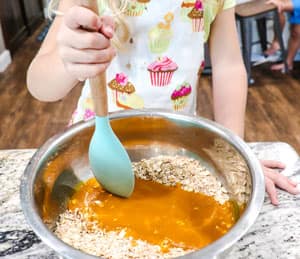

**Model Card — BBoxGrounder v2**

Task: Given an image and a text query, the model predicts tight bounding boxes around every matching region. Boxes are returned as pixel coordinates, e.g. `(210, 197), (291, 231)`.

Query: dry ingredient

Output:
(54, 155), (242, 258)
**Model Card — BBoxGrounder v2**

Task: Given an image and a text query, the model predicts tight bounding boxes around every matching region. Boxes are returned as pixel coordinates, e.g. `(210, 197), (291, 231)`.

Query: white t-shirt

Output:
(70, 0), (235, 124)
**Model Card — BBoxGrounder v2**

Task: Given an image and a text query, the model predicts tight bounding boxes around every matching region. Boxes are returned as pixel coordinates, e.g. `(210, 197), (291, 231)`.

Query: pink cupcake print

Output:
(180, 1), (195, 22)
(125, 0), (150, 17)
(147, 57), (178, 87)
(108, 73), (144, 109)
(188, 0), (204, 32)
(198, 60), (205, 76)
(84, 109), (96, 121)
(171, 82), (192, 111)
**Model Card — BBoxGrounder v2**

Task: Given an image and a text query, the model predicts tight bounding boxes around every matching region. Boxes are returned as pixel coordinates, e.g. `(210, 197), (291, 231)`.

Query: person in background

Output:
(26, 0), (299, 204)
(266, 0), (300, 71)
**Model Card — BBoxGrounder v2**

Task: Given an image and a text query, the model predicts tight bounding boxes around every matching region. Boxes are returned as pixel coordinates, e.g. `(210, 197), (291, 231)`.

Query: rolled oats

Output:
(55, 154), (246, 258)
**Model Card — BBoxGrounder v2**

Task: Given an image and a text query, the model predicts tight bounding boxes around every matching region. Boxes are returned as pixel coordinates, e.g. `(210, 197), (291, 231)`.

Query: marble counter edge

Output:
(0, 143), (300, 259)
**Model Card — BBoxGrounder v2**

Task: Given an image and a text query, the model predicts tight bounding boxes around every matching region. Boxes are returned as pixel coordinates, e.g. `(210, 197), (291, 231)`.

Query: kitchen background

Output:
(0, 0), (300, 153)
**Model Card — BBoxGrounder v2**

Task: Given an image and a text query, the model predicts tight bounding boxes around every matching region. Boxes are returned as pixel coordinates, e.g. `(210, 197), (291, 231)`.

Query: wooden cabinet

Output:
(22, 0), (44, 34)
(0, 0), (27, 54)
(0, 0), (43, 54)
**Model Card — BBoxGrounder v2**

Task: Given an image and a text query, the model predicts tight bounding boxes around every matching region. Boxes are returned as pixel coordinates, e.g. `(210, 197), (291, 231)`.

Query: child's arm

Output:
(209, 7), (299, 204)
(27, 0), (115, 102)
(208, 7), (247, 138)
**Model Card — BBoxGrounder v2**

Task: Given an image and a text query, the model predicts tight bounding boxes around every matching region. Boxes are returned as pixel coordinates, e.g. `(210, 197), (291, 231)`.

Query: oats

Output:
(55, 155), (246, 258)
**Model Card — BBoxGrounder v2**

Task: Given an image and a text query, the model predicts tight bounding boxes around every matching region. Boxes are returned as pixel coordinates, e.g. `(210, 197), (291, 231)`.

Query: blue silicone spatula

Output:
(78, 0), (134, 198)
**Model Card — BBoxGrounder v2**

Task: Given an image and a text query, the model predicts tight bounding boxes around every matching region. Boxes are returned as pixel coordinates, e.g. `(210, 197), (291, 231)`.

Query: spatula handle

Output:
(76, 0), (108, 117)
(90, 75), (108, 117)
(76, 0), (98, 12)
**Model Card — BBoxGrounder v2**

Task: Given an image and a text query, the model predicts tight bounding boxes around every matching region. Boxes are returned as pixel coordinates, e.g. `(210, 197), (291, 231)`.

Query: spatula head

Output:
(88, 116), (135, 197)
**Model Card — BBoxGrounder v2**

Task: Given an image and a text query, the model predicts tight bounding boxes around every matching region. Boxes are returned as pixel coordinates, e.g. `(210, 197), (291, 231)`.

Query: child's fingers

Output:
(288, 179), (298, 187)
(261, 160), (285, 169)
(73, 31), (110, 50)
(266, 0), (283, 12)
(100, 16), (115, 39)
(58, 27), (110, 50)
(60, 46), (116, 64)
(275, 176), (300, 195)
(265, 176), (279, 205)
(65, 62), (110, 79)
(266, 0), (277, 5)
(264, 169), (300, 195)
(65, 6), (101, 31)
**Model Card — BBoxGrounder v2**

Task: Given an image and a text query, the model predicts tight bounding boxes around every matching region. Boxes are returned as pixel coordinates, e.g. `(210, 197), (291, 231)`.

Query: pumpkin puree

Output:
(68, 178), (236, 251)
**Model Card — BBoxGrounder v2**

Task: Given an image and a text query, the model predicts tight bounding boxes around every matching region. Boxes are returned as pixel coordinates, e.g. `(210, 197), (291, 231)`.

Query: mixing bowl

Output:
(20, 110), (264, 259)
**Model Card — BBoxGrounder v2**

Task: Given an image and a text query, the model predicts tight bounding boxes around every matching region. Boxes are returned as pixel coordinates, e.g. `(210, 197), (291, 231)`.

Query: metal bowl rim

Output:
(20, 109), (265, 259)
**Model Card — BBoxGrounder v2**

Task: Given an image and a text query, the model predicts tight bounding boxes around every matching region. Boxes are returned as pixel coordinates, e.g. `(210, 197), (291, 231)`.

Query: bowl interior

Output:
(36, 114), (251, 223)
(23, 111), (263, 258)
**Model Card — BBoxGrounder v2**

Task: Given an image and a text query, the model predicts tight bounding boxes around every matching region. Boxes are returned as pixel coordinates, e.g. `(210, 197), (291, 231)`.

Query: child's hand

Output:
(57, 6), (116, 81)
(266, 0), (294, 12)
(261, 160), (300, 205)
(266, 0), (284, 12)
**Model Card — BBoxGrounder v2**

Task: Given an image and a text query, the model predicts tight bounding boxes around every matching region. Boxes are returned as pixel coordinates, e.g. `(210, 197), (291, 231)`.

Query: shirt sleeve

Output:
(292, 0), (300, 11)
(223, 0), (236, 10)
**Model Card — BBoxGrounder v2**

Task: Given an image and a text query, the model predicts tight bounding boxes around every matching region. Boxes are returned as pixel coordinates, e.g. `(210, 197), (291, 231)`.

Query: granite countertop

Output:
(0, 142), (300, 259)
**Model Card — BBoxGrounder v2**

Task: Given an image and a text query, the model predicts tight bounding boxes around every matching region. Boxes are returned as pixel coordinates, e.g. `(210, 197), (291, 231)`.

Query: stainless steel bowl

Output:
(20, 110), (264, 259)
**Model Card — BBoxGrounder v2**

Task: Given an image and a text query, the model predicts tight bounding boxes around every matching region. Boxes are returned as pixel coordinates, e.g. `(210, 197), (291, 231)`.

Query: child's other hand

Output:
(266, 0), (284, 12)
(261, 160), (300, 205)
(57, 6), (116, 81)
(266, 0), (293, 12)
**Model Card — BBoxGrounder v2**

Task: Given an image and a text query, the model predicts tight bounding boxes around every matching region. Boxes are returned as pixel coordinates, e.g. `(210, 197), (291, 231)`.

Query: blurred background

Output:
(0, 0), (299, 152)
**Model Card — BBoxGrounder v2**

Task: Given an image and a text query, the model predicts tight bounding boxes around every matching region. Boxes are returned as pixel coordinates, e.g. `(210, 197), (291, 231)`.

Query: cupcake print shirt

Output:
(71, 0), (236, 124)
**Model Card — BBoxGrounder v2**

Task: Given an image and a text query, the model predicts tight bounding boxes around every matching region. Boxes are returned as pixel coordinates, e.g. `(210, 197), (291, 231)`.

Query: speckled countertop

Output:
(0, 142), (300, 259)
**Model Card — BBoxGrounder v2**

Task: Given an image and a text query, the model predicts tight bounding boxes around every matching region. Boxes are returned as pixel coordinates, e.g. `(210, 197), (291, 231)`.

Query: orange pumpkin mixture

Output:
(68, 177), (236, 252)
(54, 155), (244, 258)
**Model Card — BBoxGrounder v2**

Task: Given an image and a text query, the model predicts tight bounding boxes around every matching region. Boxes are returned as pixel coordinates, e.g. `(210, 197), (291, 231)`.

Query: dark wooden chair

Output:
(235, 0), (288, 84)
